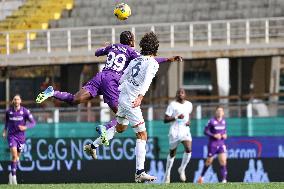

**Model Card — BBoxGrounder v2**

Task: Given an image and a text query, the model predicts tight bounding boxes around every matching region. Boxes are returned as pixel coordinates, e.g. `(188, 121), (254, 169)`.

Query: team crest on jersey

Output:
(213, 121), (218, 125)
(20, 111), (23, 115)
(9, 111), (13, 115)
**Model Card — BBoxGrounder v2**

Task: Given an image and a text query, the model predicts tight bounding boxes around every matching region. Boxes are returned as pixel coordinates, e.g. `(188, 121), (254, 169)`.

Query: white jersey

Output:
(119, 55), (159, 102)
(116, 55), (159, 130)
(165, 100), (193, 147)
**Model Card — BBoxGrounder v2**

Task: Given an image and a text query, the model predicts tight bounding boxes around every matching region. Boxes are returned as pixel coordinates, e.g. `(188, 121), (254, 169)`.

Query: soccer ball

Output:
(114, 3), (131, 20)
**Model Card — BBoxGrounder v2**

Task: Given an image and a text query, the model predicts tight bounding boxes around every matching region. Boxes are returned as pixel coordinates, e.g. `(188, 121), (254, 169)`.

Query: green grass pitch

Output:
(0, 183), (284, 189)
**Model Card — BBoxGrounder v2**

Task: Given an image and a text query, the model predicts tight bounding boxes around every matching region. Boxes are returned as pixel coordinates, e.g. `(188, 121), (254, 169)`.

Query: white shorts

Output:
(116, 95), (146, 133)
(169, 131), (192, 150)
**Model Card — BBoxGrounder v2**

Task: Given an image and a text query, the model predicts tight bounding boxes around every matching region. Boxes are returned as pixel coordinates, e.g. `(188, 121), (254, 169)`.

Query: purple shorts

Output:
(83, 71), (121, 109)
(207, 143), (227, 157)
(8, 135), (25, 153)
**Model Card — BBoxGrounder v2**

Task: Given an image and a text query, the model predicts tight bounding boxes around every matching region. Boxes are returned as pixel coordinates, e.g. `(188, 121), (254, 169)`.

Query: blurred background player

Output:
(36, 30), (181, 148)
(198, 106), (228, 183)
(2, 94), (36, 185)
(163, 88), (193, 183)
(105, 31), (161, 182)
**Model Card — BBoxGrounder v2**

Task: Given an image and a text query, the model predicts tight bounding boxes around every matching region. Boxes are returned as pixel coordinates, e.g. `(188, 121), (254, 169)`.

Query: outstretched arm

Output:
(156, 56), (183, 64)
(204, 121), (214, 137)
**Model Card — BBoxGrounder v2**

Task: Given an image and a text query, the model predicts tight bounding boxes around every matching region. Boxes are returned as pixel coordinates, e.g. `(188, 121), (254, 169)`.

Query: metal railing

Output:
(0, 17), (284, 65)
(1, 100), (284, 123)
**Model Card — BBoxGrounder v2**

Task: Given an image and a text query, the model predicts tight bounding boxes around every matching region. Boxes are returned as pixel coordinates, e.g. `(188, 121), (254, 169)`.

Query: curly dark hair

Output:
(120, 31), (134, 46)
(139, 31), (159, 56)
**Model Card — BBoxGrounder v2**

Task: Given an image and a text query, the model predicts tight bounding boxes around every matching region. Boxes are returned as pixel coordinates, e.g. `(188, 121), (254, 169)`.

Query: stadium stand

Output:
(0, 0), (284, 66)
(50, 0), (284, 28)
(0, 0), (74, 54)
(0, 0), (24, 21)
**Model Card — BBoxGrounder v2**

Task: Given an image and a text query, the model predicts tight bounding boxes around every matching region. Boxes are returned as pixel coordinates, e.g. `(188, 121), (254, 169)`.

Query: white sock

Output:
(12, 175), (17, 185)
(135, 139), (146, 171)
(165, 155), (175, 177)
(179, 152), (192, 172)
(92, 137), (101, 148)
(106, 126), (116, 140)
(92, 126), (116, 148)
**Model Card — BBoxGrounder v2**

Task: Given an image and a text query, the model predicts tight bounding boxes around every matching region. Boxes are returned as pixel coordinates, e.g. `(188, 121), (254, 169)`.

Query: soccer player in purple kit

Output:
(36, 31), (181, 154)
(198, 106), (228, 183)
(2, 94), (36, 185)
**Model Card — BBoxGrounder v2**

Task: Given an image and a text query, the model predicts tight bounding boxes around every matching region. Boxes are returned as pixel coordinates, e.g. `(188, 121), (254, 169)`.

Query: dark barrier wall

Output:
(192, 136), (284, 159)
(0, 137), (283, 183)
(0, 159), (282, 183)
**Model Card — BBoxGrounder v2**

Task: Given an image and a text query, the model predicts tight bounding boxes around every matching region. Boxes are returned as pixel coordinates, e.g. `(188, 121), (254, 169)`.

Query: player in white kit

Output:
(116, 32), (160, 183)
(163, 88), (193, 183)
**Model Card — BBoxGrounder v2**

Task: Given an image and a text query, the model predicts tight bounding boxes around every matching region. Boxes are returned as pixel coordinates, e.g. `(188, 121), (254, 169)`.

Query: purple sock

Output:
(220, 165), (227, 181)
(201, 164), (210, 177)
(10, 161), (17, 176)
(53, 91), (74, 104)
(105, 118), (118, 130)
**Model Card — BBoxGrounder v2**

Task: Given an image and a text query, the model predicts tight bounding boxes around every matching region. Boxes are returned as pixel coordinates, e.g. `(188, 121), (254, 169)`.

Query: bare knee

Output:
(11, 154), (17, 162)
(169, 149), (176, 157)
(220, 160), (227, 166)
(182, 141), (192, 153)
(218, 153), (227, 166)
(219, 157), (227, 166)
(73, 89), (91, 104)
(136, 131), (147, 141)
(184, 146), (192, 153)
(116, 124), (127, 133)
(206, 158), (213, 166)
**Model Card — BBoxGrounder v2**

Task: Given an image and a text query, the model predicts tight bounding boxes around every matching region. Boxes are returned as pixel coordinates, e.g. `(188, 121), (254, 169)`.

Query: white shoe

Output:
(36, 86), (54, 103)
(83, 144), (97, 159)
(135, 172), (157, 183)
(163, 174), (170, 183)
(12, 175), (17, 185)
(8, 173), (12, 184)
(222, 179), (227, 183)
(178, 167), (186, 182)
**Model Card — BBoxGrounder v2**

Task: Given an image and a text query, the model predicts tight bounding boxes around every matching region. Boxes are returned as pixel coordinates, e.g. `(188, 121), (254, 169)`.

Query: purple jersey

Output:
(95, 44), (140, 75)
(5, 106), (36, 140)
(204, 117), (227, 146)
(95, 44), (168, 75)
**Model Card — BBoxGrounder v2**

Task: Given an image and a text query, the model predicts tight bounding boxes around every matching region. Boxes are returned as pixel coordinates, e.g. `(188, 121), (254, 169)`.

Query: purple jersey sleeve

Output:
(221, 122), (227, 135)
(24, 108), (36, 129)
(204, 119), (214, 137)
(155, 57), (168, 64)
(129, 48), (140, 60)
(95, 45), (112, 57)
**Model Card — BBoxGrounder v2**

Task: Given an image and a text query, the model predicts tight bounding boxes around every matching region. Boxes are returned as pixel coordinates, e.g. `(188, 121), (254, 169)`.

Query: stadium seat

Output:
(0, 0), (74, 54)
